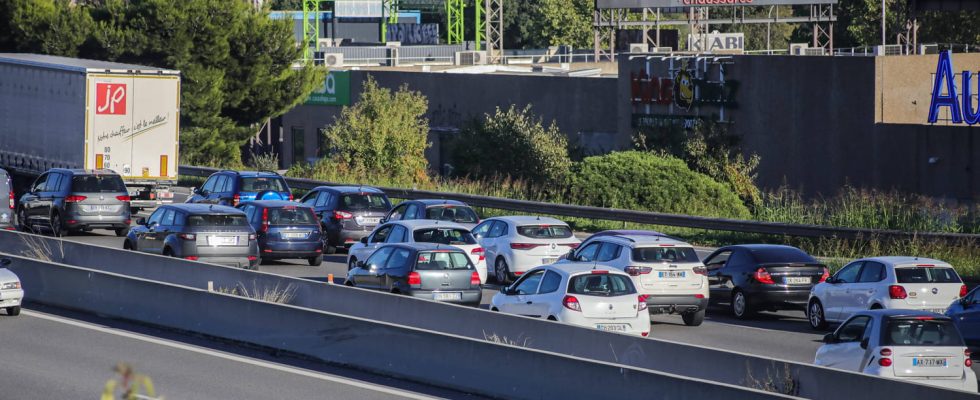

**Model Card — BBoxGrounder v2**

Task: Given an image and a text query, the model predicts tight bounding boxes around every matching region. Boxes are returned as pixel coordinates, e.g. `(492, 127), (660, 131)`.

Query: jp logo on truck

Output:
(96, 83), (126, 115)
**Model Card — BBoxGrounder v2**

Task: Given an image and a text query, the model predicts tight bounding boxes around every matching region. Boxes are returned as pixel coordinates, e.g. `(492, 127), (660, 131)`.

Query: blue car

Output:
(947, 285), (980, 351)
(187, 170), (292, 207)
(237, 200), (323, 266)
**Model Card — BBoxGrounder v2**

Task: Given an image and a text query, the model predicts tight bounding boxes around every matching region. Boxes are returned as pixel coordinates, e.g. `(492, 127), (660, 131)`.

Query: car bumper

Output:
(866, 366), (978, 392)
(560, 312), (651, 337)
(196, 256), (254, 269)
(746, 288), (811, 310)
(260, 241), (322, 259)
(408, 289), (483, 305)
(131, 199), (173, 209)
(65, 214), (130, 229)
(329, 230), (370, 248)
(0, 289), (24, 308)
(646, 295), (708, 314)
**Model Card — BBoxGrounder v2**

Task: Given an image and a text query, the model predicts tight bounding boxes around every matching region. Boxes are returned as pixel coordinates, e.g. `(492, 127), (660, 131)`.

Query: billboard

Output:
(688, 32), (744, 53)
(598, 0), (836, 8)
(305, 71), (351, 106)
(629, 56), (738, 128)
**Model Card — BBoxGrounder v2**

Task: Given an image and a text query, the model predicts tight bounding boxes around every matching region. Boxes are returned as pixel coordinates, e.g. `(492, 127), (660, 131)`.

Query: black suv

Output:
(19, 169), (131, 237)
(186, 170), (292, 207)
(298, 186), (391, 253)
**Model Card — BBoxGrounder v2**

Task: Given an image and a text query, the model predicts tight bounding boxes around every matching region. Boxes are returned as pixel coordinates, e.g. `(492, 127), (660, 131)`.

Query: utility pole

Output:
(881, 0), (886, 46)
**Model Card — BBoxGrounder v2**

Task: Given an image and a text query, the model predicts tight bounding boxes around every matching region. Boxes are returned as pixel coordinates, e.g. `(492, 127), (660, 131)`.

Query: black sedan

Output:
(345, 242), (482, 306)
(703, 244), (828, 319)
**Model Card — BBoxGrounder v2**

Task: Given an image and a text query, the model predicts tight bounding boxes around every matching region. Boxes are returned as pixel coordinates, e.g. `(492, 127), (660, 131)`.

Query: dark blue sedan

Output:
(237, 200), (323, 266)
(947, 285), (980, 351)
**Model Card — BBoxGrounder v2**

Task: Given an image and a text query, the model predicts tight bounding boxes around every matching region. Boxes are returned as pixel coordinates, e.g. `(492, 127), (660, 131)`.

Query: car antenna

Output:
(592, 261), (597, 270)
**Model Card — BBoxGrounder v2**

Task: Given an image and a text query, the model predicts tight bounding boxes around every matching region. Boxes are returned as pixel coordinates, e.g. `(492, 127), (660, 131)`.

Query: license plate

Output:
(541, 257), (558, 265)
(433, 292), (462, 301)
(358, 217), (380, 225)
(282, 232), (308, 239)
(85, 205), (115, 212)
(658, 271), (686, 279)
(785, 277), (810, 284)
(912, 358), (948, 367)
(928, 308), (946, 314)
(596, 324), (628, 332)
(208, 236), (238, 246)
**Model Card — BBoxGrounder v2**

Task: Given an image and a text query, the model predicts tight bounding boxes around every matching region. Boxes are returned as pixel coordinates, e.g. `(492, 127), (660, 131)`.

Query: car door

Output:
(826, 262), (864, 321)
(852, 262), (885, 310)
(484, 221), (508, 265)
(39, 172), (64, 222)
(704, 249), (733, 304)
(354, 224), (393, 263)
(503, 269), (545, 316)
(21, 173), (48, 220)
(525, 269), (563, 318)
(385, 203), (409, 223)
(155, 208), (177, 248)
(815, 315), (873, 371)
(379, 247), (413, 290)
(191, 175), (218, 203)
(573, 242), (601, 262)
(138, 208), (166, 254)
(211, 175), (231, 204)
(949, 288), (980, 348)
(357, 246), (395, 290)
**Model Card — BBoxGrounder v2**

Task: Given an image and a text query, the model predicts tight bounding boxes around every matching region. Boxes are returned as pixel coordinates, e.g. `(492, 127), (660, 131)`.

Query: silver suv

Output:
(19, 169), (131, 237)
(125, 204), (260, 269)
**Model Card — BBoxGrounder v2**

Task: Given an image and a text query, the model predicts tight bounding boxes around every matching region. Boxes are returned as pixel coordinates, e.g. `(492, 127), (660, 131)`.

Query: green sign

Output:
(305, 70), (350, 106)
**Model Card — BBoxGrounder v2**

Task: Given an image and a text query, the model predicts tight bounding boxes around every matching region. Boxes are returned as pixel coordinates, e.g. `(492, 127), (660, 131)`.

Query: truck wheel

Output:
(682, 309), (705, 326)
(6, 306), (20, 316)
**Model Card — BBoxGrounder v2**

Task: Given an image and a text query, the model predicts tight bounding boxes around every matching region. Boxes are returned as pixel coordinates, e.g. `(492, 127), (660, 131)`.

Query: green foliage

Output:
(448, 105), (572, 186)
(535, 0), (593, 48)
(564, 151), (751, 219)
(320, 76), (431, 186)
(833, 1), (980, 48)
(0, 0), (93, 57)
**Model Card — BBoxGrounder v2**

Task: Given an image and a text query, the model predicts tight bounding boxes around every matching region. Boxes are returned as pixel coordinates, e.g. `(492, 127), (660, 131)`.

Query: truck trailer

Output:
(0, 53), (180, 210)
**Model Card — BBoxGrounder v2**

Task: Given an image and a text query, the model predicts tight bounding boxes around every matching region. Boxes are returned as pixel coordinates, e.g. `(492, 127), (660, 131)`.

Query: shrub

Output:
(564, 151), (750, 219)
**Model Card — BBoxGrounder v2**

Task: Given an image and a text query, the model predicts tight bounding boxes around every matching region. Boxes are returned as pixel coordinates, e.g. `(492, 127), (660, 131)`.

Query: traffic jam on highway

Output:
(1, 166), (978, 393)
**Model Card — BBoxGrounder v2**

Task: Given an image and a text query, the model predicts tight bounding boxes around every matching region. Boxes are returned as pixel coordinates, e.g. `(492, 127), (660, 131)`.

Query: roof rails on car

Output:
(257, 170), (281, 176)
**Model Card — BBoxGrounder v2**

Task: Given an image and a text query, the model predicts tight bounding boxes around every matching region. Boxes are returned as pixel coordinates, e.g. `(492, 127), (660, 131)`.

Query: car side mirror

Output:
(360, 237), (368, 244)
(356, 261), (366, 269)
(190, 187), (198, 194)
(380, 217), (388, 224)
(0, 258), (10, 267)
(825, 277), (837, 284)
(823, 333), (837, 344)
(860, 338), (869, 349)
(136, 217), (146, 226)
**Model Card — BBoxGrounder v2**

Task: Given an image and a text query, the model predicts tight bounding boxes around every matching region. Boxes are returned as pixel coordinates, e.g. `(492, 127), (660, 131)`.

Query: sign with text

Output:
(306, 71), (351, 106)
(335, 0), (383, 18)
(598, 0), (836, 8)
(629, 56), (738, 128)
(96, 83), (127, 115)
(928, 51), (980, 125)
(687, 32), (744, 53)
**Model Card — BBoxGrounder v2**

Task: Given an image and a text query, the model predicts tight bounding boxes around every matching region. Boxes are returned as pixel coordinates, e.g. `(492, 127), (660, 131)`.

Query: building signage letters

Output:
(928, 51), (980, 125)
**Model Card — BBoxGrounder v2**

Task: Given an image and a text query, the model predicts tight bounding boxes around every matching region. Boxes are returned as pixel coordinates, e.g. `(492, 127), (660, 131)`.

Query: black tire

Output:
(123, 240), (134, 251)
(163, 247), (175, 257)
(682, 309), (705, 326)
(115, 227), (130, 237)
(308, 254), (323, 266)
(17, 208), (30, 232)
(49, 213), (63, 237)
(347, 257), (357, 271)
(808, 299), (829, 330)
(494, 258), (512, 285)
(324, 244), (337, 255)
(6, 306), (20, 316)
(731, 290), (755, 319)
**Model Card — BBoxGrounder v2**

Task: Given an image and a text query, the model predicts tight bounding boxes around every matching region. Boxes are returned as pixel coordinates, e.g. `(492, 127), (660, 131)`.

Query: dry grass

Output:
(19, 234), (64, 263)
(744, 362), (799, 396)
(482, 330), (532, 347)
(212, 281), (297, 304)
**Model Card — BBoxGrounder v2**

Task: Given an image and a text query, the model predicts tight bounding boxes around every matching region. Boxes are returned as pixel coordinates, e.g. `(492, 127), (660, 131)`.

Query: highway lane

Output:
(0, 306), (482, 400)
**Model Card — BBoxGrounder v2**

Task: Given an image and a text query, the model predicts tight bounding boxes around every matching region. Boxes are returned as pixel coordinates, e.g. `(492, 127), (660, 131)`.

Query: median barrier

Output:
(2, 254), (790, 400)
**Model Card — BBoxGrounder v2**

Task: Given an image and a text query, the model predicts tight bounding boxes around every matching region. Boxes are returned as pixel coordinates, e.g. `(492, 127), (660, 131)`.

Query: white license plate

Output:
(596, 324), (628, 332)
(541, 257), (558, 265)
(208, 236), (238, 246)
(658, 271), (685, 279)
(785, 277), (810, 284)
(928, 308), (946, 314)
(433, 292), (462, 301)
(282, 232), (308, 239)
(913, 358), (948, 367)
(85, 205), (115, 212)
(358, 217), (380, 225)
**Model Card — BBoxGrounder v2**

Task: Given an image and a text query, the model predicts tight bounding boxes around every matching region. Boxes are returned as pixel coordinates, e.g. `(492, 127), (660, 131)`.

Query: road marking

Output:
(23, 310), (440, 400)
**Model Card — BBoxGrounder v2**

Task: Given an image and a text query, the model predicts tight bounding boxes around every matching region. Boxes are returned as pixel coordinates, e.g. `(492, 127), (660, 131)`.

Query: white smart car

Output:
(815, 309), (977, 393)
(347, 220), (488, 284)
(0, 258), (23, 316)
(490, 263), (651, 337)
(471, 216), (581, 284)
(807, 257), (967, 330)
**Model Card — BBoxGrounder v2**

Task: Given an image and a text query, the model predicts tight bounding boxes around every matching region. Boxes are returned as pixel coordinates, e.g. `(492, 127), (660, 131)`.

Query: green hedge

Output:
(564, 151), (751, 219)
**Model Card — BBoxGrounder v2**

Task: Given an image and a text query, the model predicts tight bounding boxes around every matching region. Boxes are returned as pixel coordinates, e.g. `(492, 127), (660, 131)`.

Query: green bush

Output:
(564, 151), (750, 219)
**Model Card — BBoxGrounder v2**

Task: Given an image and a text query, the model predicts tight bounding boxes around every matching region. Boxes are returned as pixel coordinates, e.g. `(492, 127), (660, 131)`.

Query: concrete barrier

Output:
(2, 231), (977, 399)
(2, 254), (790, 400)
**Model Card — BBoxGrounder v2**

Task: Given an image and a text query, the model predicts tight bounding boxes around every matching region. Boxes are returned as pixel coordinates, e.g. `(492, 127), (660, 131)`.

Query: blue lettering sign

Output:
(928, 51), (962, 124)
(962, 71), (980, 125)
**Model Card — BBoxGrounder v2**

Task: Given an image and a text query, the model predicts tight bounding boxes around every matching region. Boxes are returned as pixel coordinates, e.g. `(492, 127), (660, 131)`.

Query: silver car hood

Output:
(0, 268), (20, 284)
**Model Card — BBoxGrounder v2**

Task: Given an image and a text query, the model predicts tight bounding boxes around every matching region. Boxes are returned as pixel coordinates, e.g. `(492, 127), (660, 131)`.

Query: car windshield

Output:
(567, 273), (636, 296)
(268, 207), (316, 225)
(748, 247), (816, 263)
(188, 214), (248, 227)
(895, 267), (961, 284)
(415, 251), (472, 270)
(517, 225), (573, 239)
(239, 177), (287, 192)
(881, 318), (964, 347)
(632, 247), (700, 263)
(413, 228), (477, 245)
(340, 193), (390, 211)
(425, 206), (479, 223)
(71, 175), (126, 193)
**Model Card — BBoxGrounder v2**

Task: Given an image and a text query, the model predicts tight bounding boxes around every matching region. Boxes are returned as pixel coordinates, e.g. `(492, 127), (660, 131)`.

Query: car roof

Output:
(390, 219), (468, 231)
(383, 242), (466, 252)
(545, 262), (630, 276)
(312, 185), (385, 194)
(413, 199), (469, 207)
(50, 168), (119, 176)
(859, 256), (951, 267)
(854, 309), (952, 320)
(222, 170), (282, 178)
(489, 216), (568, 226)
(241, 200), (309, 208)
(166, 204), (244, 214)
(590, 234), (691, 247)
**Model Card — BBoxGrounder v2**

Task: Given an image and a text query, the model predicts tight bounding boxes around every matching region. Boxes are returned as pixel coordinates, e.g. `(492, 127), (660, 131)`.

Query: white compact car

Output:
(471, 216), (581, 284)
(807, 257), (967, 330)
(0, 258), (23, 316)
(347, 220), (488, 284)
(814, 309), (977, 393)
(490, 263), (651, 337)
(556, 231), (709, 326)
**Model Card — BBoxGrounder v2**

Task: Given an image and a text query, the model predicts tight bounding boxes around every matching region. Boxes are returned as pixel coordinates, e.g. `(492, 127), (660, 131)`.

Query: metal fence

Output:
(179, 166), (980, 243)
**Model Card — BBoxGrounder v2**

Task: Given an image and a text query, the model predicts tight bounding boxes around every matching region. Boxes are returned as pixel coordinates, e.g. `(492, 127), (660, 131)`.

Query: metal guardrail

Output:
(179, 165), (980, 243)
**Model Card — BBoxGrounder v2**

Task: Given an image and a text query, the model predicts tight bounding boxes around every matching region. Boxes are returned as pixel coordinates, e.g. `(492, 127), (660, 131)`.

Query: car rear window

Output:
(632, 247), (700, 263)
(416, 251), (472, 270)
(748, 247), (816, 263)
(517, 225), (573, 239)
(413, 228), (477, 245)
(340, 193), (390, 211)
(239, 177), (287, 192)
(881, 318), (964, 347)
(71, 175), (126, 193)
(567, 273), (636, 296)
(188, 214), (248, 227)
(268, 207), (316, 225)
(895, 267), (961, 284)
(425, 206), (479, 223)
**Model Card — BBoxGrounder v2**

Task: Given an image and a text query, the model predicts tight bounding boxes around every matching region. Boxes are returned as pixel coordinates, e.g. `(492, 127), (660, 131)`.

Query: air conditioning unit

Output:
(874, 45), (903, 56)
(803, 47), (826, 56)
(789, 43), (809, 55)
(317, 38), (335, 50)
(455, 51), (487, 66)
(384, 46), (399, 67)
(919, 44), (939, 54)
(629, 43), (648, 53)
(651, 47), (673, 53)
(323, 53), (344, 67)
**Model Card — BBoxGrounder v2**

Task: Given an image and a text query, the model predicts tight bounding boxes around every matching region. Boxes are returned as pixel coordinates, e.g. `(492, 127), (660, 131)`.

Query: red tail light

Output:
(334, 211), (353, 220)
(7, 189), (13, 209)
(184, 256), (199, 261)
(562, 295), (581, 312)
(247, 256), (257, 261)
(819, 267), (830, 283)
(233, 193), (240, 206)
(510, 243), (541, 250)
(408, 271), (421, 287)
(65, 195), (87, 203)
(590, 270), (609, 274)
(288, 193), (294, 201)
(470, 271), (481, 286)
(260, 208), (270, 233)
(638, 294), (649, 311)
(471, 247), (485, 261)
(566, 243), (580, 249)
(878, 348), (893, 367)
(753, 267), (775, 284)
(966, 350), (973, 368)
(693, 266), (707, 276)
(116, 195), (131, 202)
(178, 233), (196, 240)
(625, 266), (653, 276)
(960, 285), (968, 298)
(641, 332), (649, 337)
(888, 285), (908, 299)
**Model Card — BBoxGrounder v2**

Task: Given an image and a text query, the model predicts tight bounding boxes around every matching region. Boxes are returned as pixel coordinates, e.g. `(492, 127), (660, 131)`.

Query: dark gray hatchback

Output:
(345, 242), (482, 306)
(125, 204), (260, 269)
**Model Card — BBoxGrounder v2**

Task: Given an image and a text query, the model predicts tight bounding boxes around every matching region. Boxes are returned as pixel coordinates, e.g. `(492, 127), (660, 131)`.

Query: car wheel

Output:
(163, 247), (175, 257)
(682, 309), (705, 326)
(308, 254), (323, 266)
(49, 213), (63, 237)
(347, 257), (357, 271)
(495, 258), (511, 285)
(731, 290), (754, 319)
(808, 299), (829, 330)
(123, 240), (134, 251)
(324, 244), (337, 255)
(6, 306), (20, 316)
(17, 208), (30, 232)
(115, 227), (129, 237)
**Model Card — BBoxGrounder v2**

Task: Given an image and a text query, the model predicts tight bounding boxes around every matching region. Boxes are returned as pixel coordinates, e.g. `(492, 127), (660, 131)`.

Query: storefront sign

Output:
(687, 32), (744, 53)
(928, 51), (980, 125)
(305, 71), (351, 106)
(629, 57), (738, 127)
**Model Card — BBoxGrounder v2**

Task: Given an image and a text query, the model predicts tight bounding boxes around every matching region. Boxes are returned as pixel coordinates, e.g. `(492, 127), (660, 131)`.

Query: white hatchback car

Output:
(490, 263), (651, 337)
(556, 231), (709, 326)
(815, 309), (977, 393)
(807, 257), (967, 330)
(0, 258), (23, 316)
(471, 216), (581, 284)
(347, 220), (488, 284)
